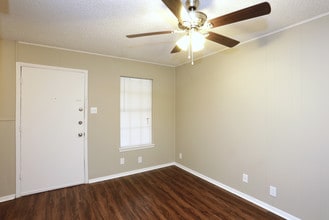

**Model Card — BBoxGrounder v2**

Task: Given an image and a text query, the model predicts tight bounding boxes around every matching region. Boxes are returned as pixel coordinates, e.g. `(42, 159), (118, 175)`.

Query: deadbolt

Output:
(78, 133), (83, 137)
(78, 121), (83, 125)
(79, 107), (83, 112)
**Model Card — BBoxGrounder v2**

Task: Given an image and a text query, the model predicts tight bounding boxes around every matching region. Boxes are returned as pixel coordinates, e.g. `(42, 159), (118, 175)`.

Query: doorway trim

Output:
(15, 62), (89, 198)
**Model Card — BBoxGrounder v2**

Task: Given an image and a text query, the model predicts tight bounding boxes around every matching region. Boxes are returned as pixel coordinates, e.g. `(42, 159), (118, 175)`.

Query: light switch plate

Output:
(90, 107), (97, 114)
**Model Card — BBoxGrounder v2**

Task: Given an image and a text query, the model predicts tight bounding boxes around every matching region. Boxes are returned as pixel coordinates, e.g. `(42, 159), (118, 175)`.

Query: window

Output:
(120, 77), (153, 151)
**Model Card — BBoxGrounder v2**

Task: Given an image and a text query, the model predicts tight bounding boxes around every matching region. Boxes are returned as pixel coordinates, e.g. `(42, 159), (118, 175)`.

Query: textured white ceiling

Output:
(1, 0), (329, 66)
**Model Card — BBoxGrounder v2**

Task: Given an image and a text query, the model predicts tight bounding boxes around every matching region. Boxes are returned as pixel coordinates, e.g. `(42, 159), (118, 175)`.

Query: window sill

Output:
(119, 144), (155, 152)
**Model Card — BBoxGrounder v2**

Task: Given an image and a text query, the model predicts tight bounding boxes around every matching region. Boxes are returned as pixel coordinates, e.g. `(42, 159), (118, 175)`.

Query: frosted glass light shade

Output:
(176, 31), (205, 52)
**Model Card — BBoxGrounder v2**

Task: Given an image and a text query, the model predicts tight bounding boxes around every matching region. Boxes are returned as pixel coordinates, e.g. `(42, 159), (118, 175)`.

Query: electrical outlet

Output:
(138, 156), (142, 163)
(179, 153), (183, 160)
(120, 157), (125, 165)
(242, 173), (248, 183)
(270, 186), (277, 197)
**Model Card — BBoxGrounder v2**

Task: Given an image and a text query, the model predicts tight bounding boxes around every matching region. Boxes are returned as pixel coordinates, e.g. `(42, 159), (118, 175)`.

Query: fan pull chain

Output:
(187, 30), (191, 60)
(188, 46), (191, 59)
(188, 29), (194, 65)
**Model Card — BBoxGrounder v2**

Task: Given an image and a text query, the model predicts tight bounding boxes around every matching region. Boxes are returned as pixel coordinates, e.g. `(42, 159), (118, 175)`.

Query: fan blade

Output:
(206, 32), (239, 48)
(171, 45), (181, 53)
(162, 0), (189, 21)
(209, 2), (271, 28)
(126, 31), (174, 38)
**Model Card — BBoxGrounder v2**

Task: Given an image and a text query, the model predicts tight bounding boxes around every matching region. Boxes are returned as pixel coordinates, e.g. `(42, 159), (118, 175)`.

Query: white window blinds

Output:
(120, 77), (152, 149)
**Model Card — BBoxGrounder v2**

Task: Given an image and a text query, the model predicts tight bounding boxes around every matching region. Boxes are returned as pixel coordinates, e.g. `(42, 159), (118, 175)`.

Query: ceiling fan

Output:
(127, 0), (271, 64)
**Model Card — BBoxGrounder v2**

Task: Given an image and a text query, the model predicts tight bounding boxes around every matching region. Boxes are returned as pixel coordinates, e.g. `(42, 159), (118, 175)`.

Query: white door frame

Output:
(15, 62), (89, 197)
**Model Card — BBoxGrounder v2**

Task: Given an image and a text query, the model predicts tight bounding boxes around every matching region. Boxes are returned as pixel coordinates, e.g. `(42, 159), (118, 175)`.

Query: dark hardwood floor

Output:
(0, 166), (284, 220)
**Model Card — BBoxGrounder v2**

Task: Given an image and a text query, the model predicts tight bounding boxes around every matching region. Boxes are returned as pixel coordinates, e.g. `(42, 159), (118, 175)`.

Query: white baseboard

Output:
(89, 162), (175, 183)
(174, 162), (300, 220)
(0, 194), (15, 203)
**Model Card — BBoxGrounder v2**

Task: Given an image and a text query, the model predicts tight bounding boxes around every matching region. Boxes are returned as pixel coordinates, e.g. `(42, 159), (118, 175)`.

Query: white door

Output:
(17, 64), (87, 196)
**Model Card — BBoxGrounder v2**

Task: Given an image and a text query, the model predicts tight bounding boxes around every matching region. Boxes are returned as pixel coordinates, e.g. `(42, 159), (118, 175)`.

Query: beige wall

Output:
(0, 40), (176, 196)
(176, 15), (329, 219)
(16, 43), (176, 179)
(0, 40), (16, 196)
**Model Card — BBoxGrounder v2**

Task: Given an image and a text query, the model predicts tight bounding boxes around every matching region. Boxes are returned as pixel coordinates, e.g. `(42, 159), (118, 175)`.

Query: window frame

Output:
(119, 76), (154, 152)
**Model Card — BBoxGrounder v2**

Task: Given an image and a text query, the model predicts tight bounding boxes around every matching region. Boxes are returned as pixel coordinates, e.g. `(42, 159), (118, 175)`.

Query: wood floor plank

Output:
(0, 166), (284, 220)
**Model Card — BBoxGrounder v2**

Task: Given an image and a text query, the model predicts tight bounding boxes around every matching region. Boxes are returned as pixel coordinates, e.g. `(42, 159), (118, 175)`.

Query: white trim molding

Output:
(0, 194), (16, 203)
(174, 163), (301, 220)
(119, 144), (155, 152)
(89, 162), (175, 183)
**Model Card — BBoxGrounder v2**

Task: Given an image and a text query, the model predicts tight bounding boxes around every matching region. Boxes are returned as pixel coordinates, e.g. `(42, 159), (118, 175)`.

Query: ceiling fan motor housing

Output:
(179, 11), (207, 30)
(181, 11), (207, 28)
(179, 0), (207, 30)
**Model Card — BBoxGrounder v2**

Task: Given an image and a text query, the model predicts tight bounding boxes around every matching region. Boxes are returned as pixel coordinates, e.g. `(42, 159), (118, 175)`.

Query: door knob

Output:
(78, 121), (83, 125)
(78, 133), (83, 137)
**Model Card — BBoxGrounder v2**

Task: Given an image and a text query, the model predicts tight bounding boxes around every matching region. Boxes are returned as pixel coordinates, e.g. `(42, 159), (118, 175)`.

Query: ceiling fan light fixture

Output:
(127, 1), (271, 65)
(176, 31), (205, 52)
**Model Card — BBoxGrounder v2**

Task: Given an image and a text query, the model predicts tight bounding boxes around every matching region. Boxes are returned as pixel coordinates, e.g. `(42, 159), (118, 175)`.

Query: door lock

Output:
(78, 121), (83, 125)
(78, 133), (83, 137)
